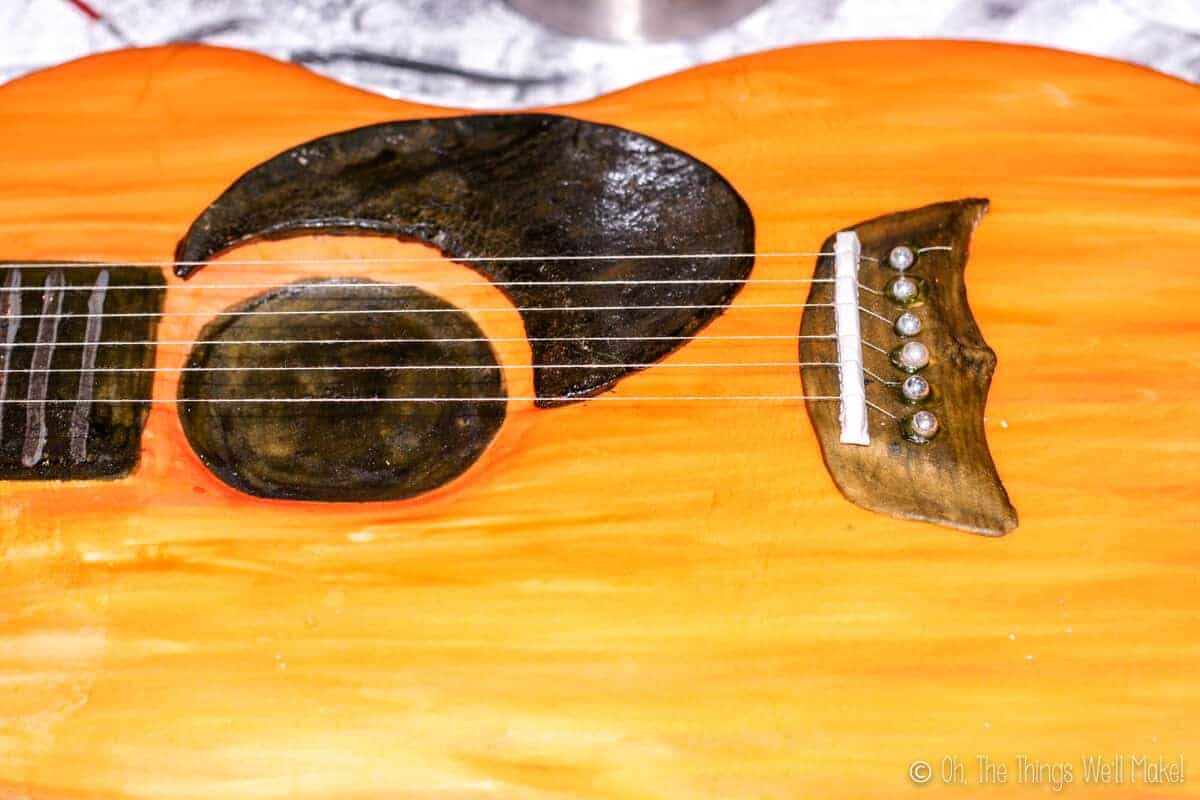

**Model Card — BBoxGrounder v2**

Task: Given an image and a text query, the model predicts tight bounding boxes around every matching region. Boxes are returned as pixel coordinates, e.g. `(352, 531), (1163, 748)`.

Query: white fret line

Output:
(69, 270), (110, 464)
(0, 269), (22, 442)
(22, 270), (65, 467)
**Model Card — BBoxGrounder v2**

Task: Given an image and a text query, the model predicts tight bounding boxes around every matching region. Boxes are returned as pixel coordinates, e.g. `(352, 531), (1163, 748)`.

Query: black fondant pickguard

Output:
(178, 280), (505, 502)
(175, 114), (755, 406)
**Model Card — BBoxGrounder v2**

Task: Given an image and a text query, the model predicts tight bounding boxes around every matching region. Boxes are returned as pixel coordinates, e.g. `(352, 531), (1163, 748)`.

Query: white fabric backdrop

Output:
(2, 0), (1197, 107)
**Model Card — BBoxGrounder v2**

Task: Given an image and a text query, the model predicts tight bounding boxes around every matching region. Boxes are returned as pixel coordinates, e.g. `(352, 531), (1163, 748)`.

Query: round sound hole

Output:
(178, 279), (506, 502)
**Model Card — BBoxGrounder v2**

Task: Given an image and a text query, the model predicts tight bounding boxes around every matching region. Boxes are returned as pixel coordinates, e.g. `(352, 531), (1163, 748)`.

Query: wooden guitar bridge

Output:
(799, 199), (1018, 536)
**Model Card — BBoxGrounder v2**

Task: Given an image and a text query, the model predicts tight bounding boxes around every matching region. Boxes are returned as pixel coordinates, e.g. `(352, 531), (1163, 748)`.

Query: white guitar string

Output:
(0, 395), (839, 405)
(0, 394), (902, 420)
(0, 333), (840, 349)
(0, 248), (951, 419)
(0, 250), (879, 268)
(0, 302), (837, 322)
(858, 305), (894, 325)
(0, 276), (837, 292)
(6, 361), (842, 375)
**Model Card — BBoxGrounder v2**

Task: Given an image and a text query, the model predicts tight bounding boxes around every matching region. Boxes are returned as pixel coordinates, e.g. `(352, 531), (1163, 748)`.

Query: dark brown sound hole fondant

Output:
(178, 280), (505, 502)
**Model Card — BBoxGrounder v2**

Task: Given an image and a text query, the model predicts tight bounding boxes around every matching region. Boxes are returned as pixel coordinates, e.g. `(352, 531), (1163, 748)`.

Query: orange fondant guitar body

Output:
(0, 42), (1198, 798)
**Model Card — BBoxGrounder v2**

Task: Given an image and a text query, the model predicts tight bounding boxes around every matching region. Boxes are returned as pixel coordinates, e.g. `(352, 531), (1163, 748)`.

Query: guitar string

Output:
(0, 333), (836, 348)
(0, 396), (901, 420)
(0, 250), (873, 268)
(0, 395), (834, 404)
(864, 367), (901, 387)
(0, 302), (840, 321)
(0, 317), (905, 412)
(0, 297), (911, 325)
(0, 252), (909, 324)
(0, 324), (906, 373)
(0, 242), (927, 324)
(0, 286), (912, 322)
(0, 248), (968, 274)
(0, 247), (953, 268)
(0, 252), (929, 419)
(0, 277), (839, 292)
(0, 355), (906, 389)
(858, 305), (895, 325)
(0, 361), (906, 412)
(0, 395), (897, 415)
(0, 361), (907, 418)
(0, 353), (906, 417)
(0, 302), (905, 358)
(0, 279), (895, 298)
(3, 361), (842, 374)
(0, 330), (905, 363)
(0, 255), (906, 340)
(0, 326), (908, 413)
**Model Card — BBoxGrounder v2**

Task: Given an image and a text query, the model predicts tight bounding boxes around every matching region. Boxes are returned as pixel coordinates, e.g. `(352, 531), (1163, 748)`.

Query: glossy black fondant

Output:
(175, 114), (755, 406)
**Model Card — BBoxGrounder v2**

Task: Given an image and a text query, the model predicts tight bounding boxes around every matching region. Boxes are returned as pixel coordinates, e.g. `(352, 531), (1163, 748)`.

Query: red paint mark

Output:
(64, 0), (103, 22)
(62, 0), (132, 45)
